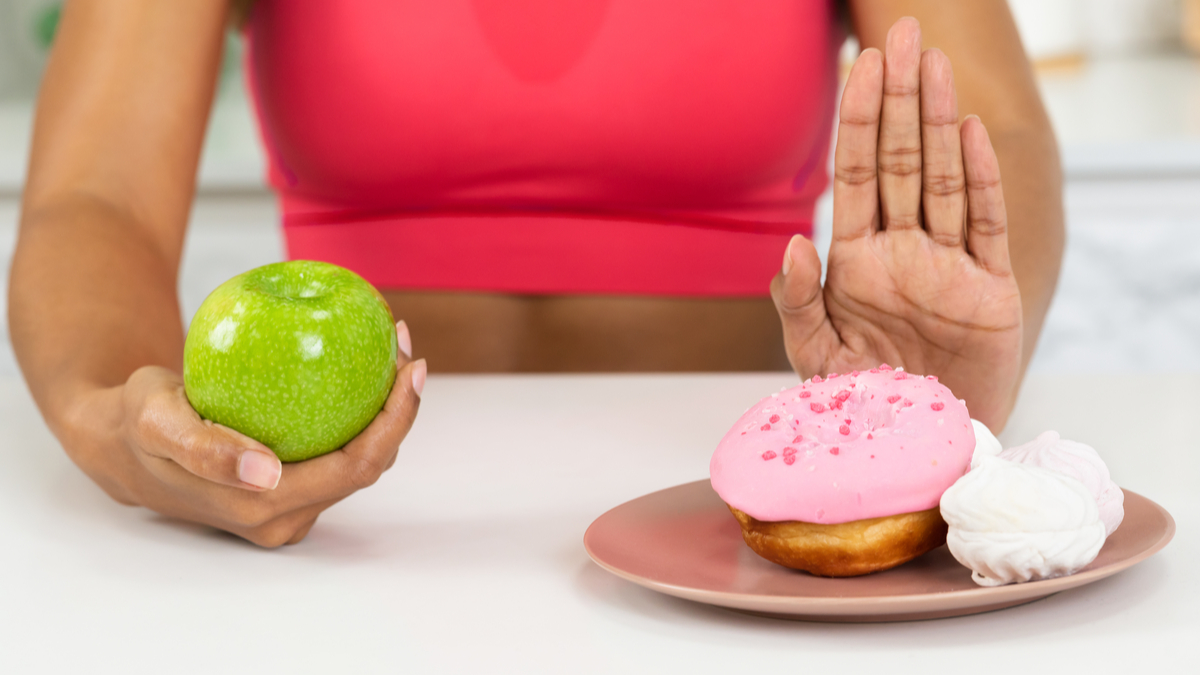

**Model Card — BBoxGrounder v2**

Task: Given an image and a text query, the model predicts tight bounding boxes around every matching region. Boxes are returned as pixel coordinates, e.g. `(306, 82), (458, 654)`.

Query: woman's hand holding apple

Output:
(66, 323), (425, 548)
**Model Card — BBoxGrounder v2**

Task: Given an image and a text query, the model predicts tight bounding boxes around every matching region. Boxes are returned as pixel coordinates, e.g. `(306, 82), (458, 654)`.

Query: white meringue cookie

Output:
(969, 419), (1003, 469)
(999, 431), (1124, 536)
(940, 456), (1106, 587)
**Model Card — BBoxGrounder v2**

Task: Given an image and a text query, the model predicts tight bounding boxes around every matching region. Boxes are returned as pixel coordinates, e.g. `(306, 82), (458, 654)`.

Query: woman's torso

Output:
(244, 0), (839, 371)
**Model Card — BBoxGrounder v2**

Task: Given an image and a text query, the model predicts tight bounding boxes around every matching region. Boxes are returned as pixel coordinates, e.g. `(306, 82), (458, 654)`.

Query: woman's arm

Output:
(849, 0), (1065, 379)
(14, 0), (222, 417)
(11, 0), (423, 546)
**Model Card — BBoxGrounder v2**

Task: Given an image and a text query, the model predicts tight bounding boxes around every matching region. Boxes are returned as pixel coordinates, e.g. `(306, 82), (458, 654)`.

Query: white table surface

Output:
(0, 372), (1195, 674)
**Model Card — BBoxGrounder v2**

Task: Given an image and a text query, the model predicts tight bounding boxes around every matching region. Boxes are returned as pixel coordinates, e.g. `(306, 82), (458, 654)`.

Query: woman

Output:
(9, 1), (1062, 546)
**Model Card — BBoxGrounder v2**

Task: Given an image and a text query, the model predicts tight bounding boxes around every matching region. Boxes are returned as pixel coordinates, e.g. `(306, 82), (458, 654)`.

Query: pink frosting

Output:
(710, 367), (975, 523)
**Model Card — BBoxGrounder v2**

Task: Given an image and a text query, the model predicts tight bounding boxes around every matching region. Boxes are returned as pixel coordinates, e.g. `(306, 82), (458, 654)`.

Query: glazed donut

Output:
(710, 366), (976, 576)
(728, 505), (948, 577)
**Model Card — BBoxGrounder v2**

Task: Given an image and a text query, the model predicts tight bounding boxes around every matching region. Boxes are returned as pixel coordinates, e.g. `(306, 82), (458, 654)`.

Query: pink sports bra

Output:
(245, 0), (839, 296)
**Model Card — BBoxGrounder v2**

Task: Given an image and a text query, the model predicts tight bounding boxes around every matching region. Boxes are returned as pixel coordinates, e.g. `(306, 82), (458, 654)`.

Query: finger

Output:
(396, 319), (413, 364)
(286, 518), (318, 545)
(919, 48), (967, 247)
(878, 17), (924, 233)
(832, 48), (884, 242)
(267, 357), (425, 508)
(961, 116), (1012, 274)
(126, 368), (282, 491)
(770, 236), (841, 377)
(240, 499), (338, 548)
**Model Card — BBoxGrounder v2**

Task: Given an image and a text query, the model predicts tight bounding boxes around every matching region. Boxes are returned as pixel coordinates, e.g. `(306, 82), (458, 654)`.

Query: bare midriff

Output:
(381, 291), (789, 373)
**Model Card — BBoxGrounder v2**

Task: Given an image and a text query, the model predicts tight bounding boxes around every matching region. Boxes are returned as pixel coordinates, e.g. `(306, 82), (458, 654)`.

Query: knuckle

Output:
(246, 523), (295, 549)
(108, 492), (139, 507)
(838, 114), (877, 128)
(884, 214), (922, 231)
(98, 479), (141, 507)
(878, 154), (922, 177)
(129, 396), (164, 446)
(970, 214), (1007, 236)
(384, 449), (401, 471)
(186, 451), (222, 480)
(923, 173), (965, 196)
(347, 456), (384, 489)
(180, 428), (225, 475)
(883, 84), (919, 98)
(834, 164), (875, 186)
(929, 231), (963, 247)
(967, 175), (1003, 191)
(125, 365), (156, 389)
(922, 115), (958, 129)
(776, 285), (822, 319)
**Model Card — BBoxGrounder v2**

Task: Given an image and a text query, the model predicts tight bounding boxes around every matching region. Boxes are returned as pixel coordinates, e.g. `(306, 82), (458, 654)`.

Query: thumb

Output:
(769, 235), (840, 376)
(125, 367), (282, 491)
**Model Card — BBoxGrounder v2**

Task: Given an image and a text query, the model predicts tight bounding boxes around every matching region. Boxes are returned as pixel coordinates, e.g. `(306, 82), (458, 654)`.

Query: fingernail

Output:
(782, 236), (797, 276)
(411, 359), (427, 397)
(238, 450), (281, 490)
(396, 320), (412, 358)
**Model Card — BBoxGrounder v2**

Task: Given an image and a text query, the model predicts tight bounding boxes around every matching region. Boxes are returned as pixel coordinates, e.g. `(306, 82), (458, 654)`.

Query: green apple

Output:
(184, 260), (398, 462)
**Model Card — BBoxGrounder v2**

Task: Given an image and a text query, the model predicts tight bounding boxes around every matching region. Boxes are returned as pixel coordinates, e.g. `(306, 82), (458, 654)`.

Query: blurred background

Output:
(1, 0), (1199, 379)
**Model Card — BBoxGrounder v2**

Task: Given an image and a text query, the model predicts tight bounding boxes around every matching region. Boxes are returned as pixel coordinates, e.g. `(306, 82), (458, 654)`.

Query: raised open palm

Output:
(770, 18), (1022, 430)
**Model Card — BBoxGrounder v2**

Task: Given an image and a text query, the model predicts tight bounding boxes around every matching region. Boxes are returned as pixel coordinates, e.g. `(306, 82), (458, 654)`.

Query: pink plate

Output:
(584, 480), (1175, 622)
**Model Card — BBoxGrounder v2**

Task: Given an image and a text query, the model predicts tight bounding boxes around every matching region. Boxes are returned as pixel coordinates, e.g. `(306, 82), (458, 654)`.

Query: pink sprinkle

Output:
(812, 375), (823, 383)
(843, 418), (851, 425)
(760, 424), (771, 431)
(867, 433), (874, 440)
(762, 451), (777, 460)
(782, 446), (797, 457)
(869, 368), (879, 373)
(903, 399), (914, 407)
(839, 425), (850, 435)
(931, 402), (945, 411)
(740, 432), (746, 435)
(880, 364), (893, 371)
(830, 400), (843, 410)
(769, 414), (780, 423)
(894, 373), (907, 380)
(871, 454), (875, 459)
(829, 447), (840, 455)
(850, 370), (859, 377)
(783, 455), (796, 465)
(834, 390), (851, 402)
(926, 375), (938, 381)
(887, 395), (901, 404)
(810, 403), (826, 413)
(792, 436), (803, 443)
(828, 372), (839, 378)
(799, 391), (812, 399)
